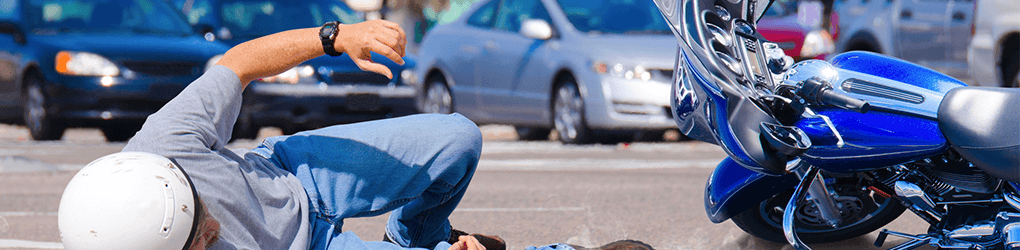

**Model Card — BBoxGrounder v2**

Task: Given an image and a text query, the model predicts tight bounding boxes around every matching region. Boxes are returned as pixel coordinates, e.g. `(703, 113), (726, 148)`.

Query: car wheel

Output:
(553, 76), (590, 144)
(101, 123), (143, 142)
(1002, 42), (1019, 87)
(515, 126), (550, 141)
(22, 76), (64, 141)
(422, 76), (452, 114)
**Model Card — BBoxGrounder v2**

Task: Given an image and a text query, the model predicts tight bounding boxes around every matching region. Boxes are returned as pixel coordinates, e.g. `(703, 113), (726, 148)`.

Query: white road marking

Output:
(456, 207), (585, 212)
(0, 239), (64, 249)
(477, 159), (719, 171)
(0, 212), (58, 217)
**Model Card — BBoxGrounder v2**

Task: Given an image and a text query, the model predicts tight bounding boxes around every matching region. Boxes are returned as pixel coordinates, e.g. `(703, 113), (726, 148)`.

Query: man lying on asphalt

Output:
(55, 18), (656, 250)
(56, 19), (503, 250)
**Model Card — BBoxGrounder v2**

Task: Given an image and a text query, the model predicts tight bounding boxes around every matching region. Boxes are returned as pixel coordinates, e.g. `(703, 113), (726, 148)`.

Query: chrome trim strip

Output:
(841, 78), (924, 104)
(251, 83), (416, 98)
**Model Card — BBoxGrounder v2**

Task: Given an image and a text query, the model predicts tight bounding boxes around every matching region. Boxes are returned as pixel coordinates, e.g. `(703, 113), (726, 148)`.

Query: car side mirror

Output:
(0, 21), (26, 45)
(520, 19), (553, 40)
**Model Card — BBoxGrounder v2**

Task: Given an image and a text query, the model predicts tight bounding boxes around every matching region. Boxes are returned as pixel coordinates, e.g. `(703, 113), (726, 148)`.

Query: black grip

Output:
(820, 88), (870, 113)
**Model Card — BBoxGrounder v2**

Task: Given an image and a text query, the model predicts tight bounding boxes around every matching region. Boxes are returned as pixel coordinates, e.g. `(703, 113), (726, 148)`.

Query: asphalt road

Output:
(0, 124), (933, 250)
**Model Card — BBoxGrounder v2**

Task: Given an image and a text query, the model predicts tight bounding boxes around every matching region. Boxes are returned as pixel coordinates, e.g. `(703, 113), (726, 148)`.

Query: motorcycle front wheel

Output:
(730, 178), (906, 244)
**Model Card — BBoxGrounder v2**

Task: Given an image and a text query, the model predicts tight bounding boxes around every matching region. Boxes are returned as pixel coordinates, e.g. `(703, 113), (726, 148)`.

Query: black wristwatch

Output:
(319, 21), (342, 57)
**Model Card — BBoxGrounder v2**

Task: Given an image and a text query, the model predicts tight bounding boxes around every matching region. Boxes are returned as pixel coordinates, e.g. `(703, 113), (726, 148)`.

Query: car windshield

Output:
(25, 0), (193, 35)
(555, 0), (670, 35)
(218, 0), (364, 39)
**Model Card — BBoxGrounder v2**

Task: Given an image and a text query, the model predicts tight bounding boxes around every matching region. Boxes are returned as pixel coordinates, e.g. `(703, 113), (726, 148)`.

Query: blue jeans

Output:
(254, 113), (482, 250)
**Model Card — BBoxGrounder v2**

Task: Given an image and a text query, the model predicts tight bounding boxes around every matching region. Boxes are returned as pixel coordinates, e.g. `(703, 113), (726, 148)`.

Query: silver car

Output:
(411, 0), (677, 144)
(833, 0), (974, 81)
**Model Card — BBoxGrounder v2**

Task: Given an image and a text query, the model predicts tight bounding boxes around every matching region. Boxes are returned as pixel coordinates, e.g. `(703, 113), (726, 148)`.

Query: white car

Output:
(967, 0), (1020, 87)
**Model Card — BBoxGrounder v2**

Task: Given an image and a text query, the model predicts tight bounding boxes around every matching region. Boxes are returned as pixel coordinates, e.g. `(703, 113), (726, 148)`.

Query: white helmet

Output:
(58, 152), (201, 250)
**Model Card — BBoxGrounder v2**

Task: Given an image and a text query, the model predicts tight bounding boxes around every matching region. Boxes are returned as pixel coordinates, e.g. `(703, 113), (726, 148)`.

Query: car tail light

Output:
(971, 0), (978, 36)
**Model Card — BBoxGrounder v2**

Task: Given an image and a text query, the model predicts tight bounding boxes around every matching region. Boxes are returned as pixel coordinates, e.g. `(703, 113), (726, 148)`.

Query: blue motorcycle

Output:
(654, 0), (1020, 249)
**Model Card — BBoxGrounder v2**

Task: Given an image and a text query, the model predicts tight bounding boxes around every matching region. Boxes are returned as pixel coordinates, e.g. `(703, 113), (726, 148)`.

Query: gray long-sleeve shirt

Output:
(124, 66), (310, 250)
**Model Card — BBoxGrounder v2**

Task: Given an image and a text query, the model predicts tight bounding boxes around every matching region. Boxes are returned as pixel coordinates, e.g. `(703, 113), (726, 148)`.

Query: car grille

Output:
(331, 72), (392, 85)
(122, 61), (200, 76)
(97, 99), (168, 112)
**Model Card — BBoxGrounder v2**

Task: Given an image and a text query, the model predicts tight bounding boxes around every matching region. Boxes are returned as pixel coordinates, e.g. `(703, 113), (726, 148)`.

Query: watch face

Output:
(321, 25), (335, 38)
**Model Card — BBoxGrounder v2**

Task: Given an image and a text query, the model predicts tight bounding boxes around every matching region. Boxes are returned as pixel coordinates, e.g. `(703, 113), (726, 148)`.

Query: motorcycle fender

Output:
(705, 157), (800, 223)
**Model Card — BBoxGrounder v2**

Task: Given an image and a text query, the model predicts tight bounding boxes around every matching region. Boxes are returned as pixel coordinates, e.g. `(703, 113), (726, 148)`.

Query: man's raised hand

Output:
(334, 20), (407, 79)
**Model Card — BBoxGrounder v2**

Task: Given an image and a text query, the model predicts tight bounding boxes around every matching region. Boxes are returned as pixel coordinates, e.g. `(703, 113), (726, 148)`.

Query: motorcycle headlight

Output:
(205, 54), (224, 72)
(592, 62), (655, 81)
(800, 30), (834, 58)
(55, 51), (119, 76)
(259, 65), (317, 84)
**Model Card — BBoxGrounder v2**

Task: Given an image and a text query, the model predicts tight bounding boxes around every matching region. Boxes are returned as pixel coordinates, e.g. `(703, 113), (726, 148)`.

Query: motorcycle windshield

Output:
(653, 0), (775, 38)
(653, 0), (793, 174)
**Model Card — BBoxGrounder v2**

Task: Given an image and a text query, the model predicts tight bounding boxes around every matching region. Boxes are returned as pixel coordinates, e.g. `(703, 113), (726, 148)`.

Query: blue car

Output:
(0, 0), (229, 141)
(172, 0), (418, 137)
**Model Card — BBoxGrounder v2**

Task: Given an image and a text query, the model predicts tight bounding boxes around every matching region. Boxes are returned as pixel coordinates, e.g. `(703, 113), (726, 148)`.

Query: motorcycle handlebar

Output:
(796, 78), (870, 113)
(820, 88), (870, 113)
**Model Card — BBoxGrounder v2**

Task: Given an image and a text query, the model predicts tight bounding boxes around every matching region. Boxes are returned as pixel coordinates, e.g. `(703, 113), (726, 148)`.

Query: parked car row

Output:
(0, 0), (228, 141)
(0, 0), (420, 142)
(7, 0), (1007, 145)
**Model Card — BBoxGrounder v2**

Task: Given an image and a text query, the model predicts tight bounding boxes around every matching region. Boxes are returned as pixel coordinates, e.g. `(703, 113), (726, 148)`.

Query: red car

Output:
(756, 1), (836, 60)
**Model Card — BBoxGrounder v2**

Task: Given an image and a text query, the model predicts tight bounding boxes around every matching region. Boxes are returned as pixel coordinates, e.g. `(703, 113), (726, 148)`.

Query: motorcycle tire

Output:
(730, 186), (906, 244)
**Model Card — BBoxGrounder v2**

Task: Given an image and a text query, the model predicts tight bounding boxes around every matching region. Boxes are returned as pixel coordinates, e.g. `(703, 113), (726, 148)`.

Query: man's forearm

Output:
(216, 28), (324, 87)
(215, 20), (407, 87)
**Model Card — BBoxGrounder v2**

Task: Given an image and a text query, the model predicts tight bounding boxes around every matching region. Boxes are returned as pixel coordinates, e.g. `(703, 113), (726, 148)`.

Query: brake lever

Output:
(803, 107), (845, 148)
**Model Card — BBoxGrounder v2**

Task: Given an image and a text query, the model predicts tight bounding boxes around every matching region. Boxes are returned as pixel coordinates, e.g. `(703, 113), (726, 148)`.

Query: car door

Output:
(449, 0), (499, 119)
(0, 0), (23, 114)
(943, 0), (974, 78)
(474, 0), (552, 122)
(895, 0), (951, 68)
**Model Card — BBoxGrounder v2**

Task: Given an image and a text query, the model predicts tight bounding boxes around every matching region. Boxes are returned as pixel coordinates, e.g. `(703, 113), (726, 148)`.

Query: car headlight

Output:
(205, 54), (224, 72)
(400, 69), (417, 85)
(55, 51), (119, 76)
(592, 61), (658, 81)
(259, 65), (317, 84)
(800, 30), (834, 58)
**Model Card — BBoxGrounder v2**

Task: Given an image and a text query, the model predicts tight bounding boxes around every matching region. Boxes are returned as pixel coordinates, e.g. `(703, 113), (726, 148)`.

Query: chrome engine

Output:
(875, 152), (1020, 249)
